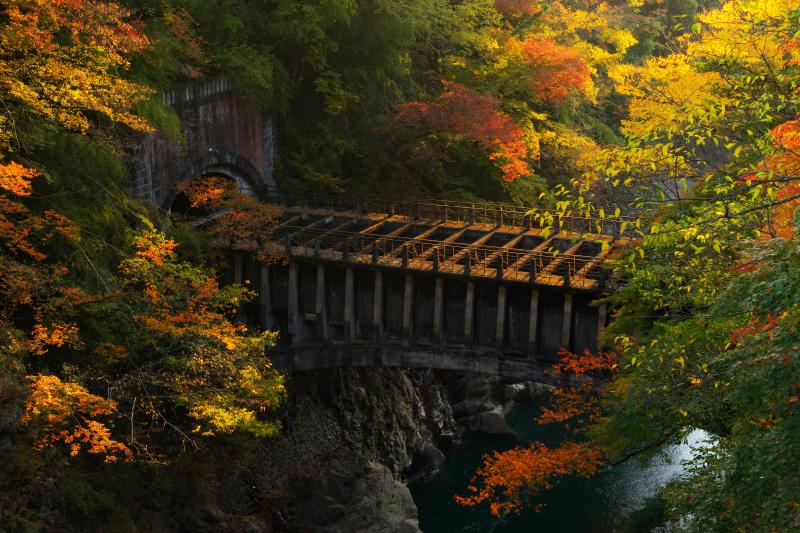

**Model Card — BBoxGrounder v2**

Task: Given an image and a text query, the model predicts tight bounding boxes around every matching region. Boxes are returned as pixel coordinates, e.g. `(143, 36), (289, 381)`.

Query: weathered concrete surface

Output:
(270, 344), (583, 388)
(249, 259), (608, 373)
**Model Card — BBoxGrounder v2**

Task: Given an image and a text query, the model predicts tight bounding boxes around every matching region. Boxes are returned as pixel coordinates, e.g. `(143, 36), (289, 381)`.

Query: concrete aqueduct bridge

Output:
(130, 75), (633, 385)
(226, 193), (635, 386)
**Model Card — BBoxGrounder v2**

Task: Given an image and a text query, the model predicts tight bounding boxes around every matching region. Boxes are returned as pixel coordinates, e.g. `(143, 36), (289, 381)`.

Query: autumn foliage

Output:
(0, 0), (285, 472)
(457, 349), (617, 516)
(0, 0), (152, 138)
(176, 175), (281, 253)
(0, 0), (148, 331)
(763, 115), (800, 238)
(176, 175), (240, 211)
(505, 37), (592, 104)
(729, 313), (780, 345)
(456, 441), (602, 516)
(0, 161), (77, 331)
(393, 82), (531, 182)
(122, 230), (252, 353)
(23, 375), (132, 462)
(12, 0), (800, 527)
(0, 162), (37, 196)
(12, 227), (285, 462)
(494, 0), (541, 18)
(118, 230), (285, 442)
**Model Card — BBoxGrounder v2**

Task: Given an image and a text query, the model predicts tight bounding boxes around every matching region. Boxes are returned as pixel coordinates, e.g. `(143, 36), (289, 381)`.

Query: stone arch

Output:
(165, 149), (277, 213)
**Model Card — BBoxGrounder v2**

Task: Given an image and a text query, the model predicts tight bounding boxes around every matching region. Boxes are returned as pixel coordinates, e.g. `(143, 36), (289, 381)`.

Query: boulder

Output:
(281, 449), (422, 533)
(470, 411), (514, 435)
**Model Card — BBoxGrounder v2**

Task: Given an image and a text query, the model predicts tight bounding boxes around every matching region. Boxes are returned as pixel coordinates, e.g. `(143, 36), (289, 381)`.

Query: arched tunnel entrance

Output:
(168, 164), (258, 217)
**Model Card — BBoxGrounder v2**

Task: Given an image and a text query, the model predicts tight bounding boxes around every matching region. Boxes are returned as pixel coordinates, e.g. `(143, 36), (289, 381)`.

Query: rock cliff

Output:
(191, 367), (549, 532)
(245, 368), (455, 532)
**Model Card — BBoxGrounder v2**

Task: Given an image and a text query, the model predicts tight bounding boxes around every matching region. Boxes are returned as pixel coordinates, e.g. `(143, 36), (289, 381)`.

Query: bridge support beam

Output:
(345, 267), (356, 343)
(528, 289), (539, 357)
(316, 265), (328, 341)
(288, 262), (301, 343)
(403, 274), (414, 346)
(496, 286), (506, 351)
(562, 293), (573, 350)
(271, 344), (577, 387)
(433, 278), (444, 343)
(373, 270), (383, 339)
(464, 281), (475, 346)
(597, 302), (607, 350)
(259, 265), (274, 330)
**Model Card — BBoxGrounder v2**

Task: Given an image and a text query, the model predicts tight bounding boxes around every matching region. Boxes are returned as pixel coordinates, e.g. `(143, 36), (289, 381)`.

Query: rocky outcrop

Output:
(223, 368), (454, 532)
(270, 448), (421, 533)
(197, 367), (550, 532)
(438, 371), (552, 436)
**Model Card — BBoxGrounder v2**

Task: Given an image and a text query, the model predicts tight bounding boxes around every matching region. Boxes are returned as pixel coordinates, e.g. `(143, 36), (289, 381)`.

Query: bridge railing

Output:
(269, 225), (609, 290)
(260, 186), (638, 238)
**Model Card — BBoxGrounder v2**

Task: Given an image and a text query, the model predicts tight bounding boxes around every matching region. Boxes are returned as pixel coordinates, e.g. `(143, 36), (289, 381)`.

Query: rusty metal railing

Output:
(261, 186), (638, 238)
(263, 225), (610, 290)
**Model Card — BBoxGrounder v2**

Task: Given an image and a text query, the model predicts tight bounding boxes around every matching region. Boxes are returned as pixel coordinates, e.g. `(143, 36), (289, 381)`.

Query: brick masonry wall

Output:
(132, 90), (275, 207)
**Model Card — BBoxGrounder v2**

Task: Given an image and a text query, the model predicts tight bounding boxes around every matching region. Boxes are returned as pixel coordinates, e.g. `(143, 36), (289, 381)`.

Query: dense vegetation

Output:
(460, 2), (800, 531)
(2, 0), (799, 531)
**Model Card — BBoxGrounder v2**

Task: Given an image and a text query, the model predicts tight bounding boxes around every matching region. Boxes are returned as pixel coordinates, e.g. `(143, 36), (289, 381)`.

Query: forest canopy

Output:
(3, 0), (800, 531)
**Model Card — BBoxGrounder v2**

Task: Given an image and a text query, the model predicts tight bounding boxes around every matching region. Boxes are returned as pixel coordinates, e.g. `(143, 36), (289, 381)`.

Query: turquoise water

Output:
(410, 399), (705, 532)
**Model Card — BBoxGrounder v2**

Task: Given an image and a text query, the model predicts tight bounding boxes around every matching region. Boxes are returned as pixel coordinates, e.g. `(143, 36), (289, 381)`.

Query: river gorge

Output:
(238, 367), (706, 533)
(411, 400), (707, 532)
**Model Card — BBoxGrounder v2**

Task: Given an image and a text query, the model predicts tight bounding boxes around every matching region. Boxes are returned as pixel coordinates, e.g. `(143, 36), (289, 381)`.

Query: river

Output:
(410, 398), (707, 532)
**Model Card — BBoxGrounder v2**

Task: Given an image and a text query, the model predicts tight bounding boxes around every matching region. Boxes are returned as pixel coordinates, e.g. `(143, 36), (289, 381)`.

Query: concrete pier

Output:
(255, 258), (607, 371)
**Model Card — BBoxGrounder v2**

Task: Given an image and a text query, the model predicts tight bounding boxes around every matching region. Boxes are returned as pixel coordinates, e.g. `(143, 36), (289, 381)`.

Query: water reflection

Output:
(603, 428), (709, 518)
(410, 399), (709, 533)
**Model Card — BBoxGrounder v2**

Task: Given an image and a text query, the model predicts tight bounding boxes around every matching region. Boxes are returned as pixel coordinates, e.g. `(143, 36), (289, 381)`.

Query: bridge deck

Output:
(213, 195), (633, 379)
(263, 206), (633, 292)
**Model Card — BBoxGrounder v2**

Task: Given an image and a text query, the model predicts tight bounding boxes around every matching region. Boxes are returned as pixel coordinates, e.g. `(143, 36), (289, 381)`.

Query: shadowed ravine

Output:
(410, 398), (708, 532)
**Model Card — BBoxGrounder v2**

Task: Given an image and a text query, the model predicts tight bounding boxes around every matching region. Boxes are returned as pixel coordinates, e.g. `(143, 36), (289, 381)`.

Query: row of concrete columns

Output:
(255, 260), (607, 354)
